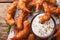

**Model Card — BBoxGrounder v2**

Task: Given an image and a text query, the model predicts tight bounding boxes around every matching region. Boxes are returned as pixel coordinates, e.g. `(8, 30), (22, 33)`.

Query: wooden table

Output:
(0, 0), (16, 40)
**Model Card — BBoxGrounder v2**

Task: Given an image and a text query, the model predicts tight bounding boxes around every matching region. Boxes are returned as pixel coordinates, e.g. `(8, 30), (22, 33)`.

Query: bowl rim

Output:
(30, 13), (56, 39)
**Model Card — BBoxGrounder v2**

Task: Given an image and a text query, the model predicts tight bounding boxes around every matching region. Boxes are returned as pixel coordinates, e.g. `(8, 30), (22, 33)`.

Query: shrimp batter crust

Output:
(28, 0), (56, 10)
(18, 0), (30, 13)
(39, 12), (51, 24)
(11, 20), (30, 40)
(5, 1), (18, 26)
(27, 33), (35, 40)
(15, 12), (27, 30)
(39, 3), (60, 23)
(43, 3), (60, 14)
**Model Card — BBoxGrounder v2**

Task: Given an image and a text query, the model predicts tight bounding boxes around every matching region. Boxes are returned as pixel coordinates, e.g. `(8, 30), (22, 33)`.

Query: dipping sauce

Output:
(31, 14), (55, 38)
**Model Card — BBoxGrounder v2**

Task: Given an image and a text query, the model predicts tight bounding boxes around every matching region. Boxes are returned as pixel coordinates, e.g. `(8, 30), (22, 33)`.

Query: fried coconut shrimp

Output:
(28, 0), (56, 11)
(18, 0), (30, 13)
(15, 12), (27, 30)
(35, 0), (56, 10)
(27, 0), (35, 7)
(11, 20), (30, 40)
(39, 3), (60, 24)
(5, 1), (18, 26)
(53, 24), (60, 40)
(35, 0), (44, 10)
(27, 33), (35, 40)
(43, 3), (60, 14)
(46, 0), (56, 4)
(39, 13), (51, 24)
(28, 0), (45, 10)
(39, 3), (51, 23)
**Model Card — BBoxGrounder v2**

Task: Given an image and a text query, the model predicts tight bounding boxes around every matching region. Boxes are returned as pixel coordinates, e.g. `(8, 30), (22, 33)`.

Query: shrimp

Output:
(5, 1), (18, 26)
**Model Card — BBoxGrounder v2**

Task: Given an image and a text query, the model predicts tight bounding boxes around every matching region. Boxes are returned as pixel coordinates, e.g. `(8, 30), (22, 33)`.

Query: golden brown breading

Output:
(36, 0), (56, 10)
(28, 0), (56, 11)
(46, 0), (56, 4)
(28, 0), (44, 10)
(39, 13), (51, 24)
(27, 0), (35, 7)
(43, 3), (60, 14)
(11, 20), (30, 40)
(5, 1), (18, 26)
(27, 33), (35, 40)
(18, 0), (30, 13)
(39, 3), (60, 23)
(15, 12), (27, 30)
(43, 3), (50, 13)
(52, 8), (60, 14)
(35, 0), (44, 10)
